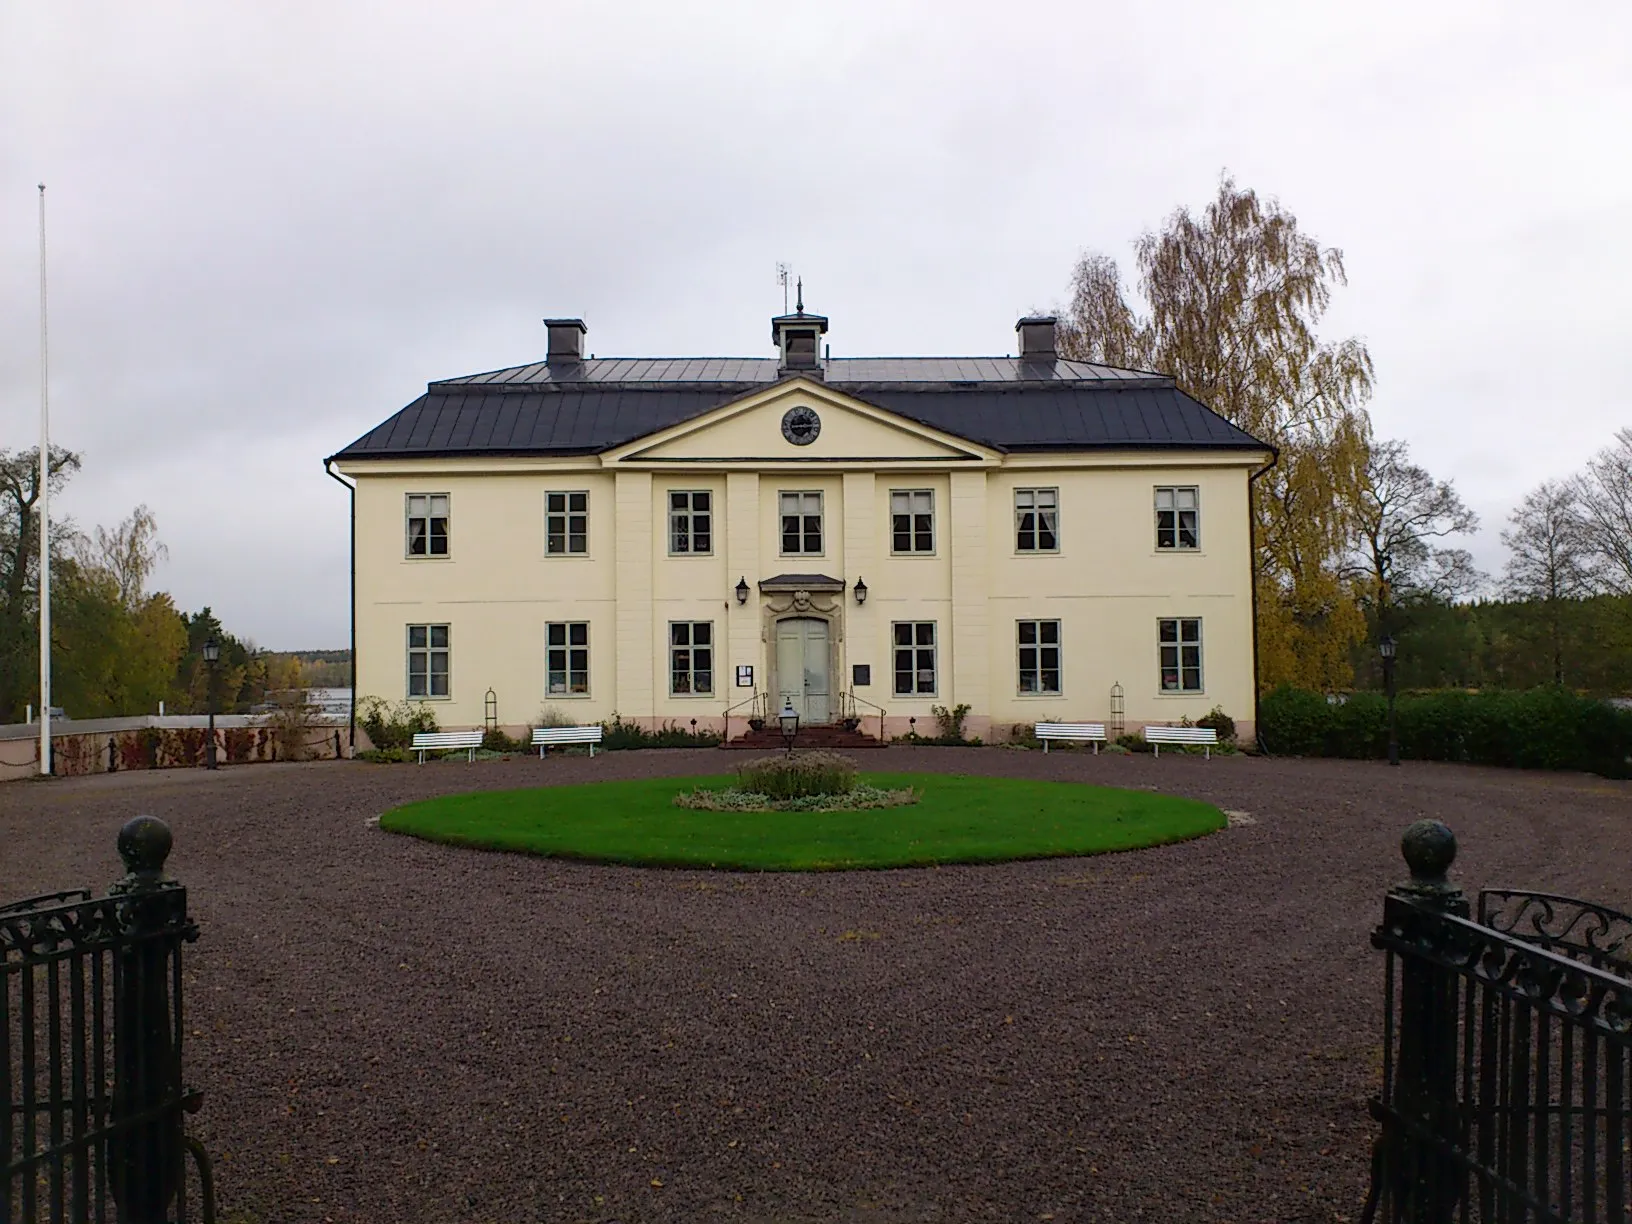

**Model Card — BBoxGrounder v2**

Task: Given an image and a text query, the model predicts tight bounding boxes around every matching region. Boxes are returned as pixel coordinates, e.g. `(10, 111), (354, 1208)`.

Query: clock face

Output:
(781, 406), (821, 446)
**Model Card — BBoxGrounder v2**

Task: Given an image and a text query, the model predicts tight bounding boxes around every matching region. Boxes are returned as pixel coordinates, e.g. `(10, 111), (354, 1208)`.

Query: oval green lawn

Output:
(379, 772), (1224, 871)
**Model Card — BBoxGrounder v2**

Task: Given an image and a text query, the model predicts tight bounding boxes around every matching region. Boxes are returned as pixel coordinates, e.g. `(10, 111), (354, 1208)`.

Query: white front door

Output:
(775, 617), (831, 725)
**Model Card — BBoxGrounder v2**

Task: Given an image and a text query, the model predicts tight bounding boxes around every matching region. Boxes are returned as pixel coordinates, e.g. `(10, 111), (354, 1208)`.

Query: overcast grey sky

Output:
(3, 1), (1629, 649)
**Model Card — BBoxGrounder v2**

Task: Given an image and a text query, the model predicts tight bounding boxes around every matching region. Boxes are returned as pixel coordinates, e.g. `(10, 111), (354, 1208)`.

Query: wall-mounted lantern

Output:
(735, 576), (750, 605)
(853, 577), (867, 605)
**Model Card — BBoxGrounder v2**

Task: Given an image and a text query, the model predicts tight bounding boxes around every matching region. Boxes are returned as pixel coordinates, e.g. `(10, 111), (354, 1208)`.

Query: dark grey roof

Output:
(434, 356), (1166, 387)
(332, 358), (1271, 461)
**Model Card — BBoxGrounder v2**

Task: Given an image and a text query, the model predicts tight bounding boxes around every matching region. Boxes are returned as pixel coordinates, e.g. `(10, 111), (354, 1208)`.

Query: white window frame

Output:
(546, 621), (590, 696)
(405, 493), (450, 558)
(545, 491), (589, 556)
(779, 490), (824, 556)
(1017, 619), (1062, 695)
(892, 621), (938, 697)
(668, 490), (713, 556)
(1155, 486), (1201, 551)
(1015, 488), (1059, 553)
(1158, 617), (1204, 693)
(406, 624), (451, 699)
(889, 489), (935, 555)
(669, 621), (715, 696)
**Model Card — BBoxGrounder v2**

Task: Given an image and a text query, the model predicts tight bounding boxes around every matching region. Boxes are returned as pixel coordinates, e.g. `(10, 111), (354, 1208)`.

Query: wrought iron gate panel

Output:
(1366, 824), (1632, 1224)
(3, 818), (211, 1224)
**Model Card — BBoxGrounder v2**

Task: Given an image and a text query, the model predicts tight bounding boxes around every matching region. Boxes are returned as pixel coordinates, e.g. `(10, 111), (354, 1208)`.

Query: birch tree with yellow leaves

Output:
(1059, 176), (1375, 691)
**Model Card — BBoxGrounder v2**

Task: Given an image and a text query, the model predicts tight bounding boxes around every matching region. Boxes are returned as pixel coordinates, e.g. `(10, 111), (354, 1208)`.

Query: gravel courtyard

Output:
(3, 749), (1628, 1223)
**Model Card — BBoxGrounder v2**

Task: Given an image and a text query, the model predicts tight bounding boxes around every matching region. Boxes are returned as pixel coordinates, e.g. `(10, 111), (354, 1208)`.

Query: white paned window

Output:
(669, 622), (714, 695)
(890, 489), (935, 554)
(546, 491), (588, 555)
(546, 622), (590, 695)
(780, 491), (823, 555)
(892, 621), (937, 696)
(1017, 620), (1062, 694)
(407, 624), (450, 698)
(1158, 618), (1203, 692)
(1015, 488), (1059, 552)
(669, 490), (712, 555)
(406, 494), (449, 557)
(1155, 486), (1200, 550)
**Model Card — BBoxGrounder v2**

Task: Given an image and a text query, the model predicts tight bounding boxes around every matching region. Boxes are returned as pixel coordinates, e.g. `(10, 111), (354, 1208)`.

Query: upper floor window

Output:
(669, 491), (712, 555)
(1017, 619), (1062, 694)
(546, 491), (588, 555)
(1158, 618), (1203, 692)
(1155, 486), (1200, 550)
(669, 622), (714, 695)
(1015, 488), (1059, 552)
(890, 490), (935, 554)
(780, 491), (823, 555)
(407, 624), (450, 698)
(406, 494), (449, 557)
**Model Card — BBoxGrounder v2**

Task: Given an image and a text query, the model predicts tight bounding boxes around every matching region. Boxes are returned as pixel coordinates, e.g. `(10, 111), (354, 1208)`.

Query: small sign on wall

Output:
(852, 664), (871, 687)
(736, 665), (754, 688)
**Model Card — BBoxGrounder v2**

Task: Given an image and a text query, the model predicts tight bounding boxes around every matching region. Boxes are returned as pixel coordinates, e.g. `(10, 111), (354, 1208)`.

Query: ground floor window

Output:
(670, 621), (714, 695)
(407, 624), (450, 698)
(546, 622), (590, 695)
(1158, 618), (1203, 692)
(893, 621), (937, 696)
(1017, 619), (1061, 694)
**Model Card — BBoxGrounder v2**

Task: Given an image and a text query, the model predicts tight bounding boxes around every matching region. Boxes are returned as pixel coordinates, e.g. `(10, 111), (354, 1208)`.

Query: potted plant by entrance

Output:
(841, 716), (861, 733)
(748, 717), (765, 732)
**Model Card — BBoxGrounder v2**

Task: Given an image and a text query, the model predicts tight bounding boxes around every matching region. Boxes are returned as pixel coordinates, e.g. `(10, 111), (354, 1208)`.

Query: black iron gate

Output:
(1366, 820), (1632, 1223)
(3, 816), (213, 1223)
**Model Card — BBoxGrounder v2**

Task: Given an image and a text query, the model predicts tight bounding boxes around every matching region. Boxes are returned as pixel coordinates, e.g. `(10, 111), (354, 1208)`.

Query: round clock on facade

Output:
(781, 405), (821, 446)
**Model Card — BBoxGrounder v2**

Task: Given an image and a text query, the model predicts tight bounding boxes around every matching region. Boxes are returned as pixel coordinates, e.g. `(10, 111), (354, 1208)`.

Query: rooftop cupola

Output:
(771, 279), (828, 375)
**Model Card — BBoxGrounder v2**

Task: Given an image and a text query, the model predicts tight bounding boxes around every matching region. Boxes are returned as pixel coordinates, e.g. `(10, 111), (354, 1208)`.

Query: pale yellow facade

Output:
(334, 379), (1269, 742)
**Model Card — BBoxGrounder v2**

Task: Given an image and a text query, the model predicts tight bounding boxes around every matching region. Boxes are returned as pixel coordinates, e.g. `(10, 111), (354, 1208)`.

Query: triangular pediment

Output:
(605, 379), (999, 466)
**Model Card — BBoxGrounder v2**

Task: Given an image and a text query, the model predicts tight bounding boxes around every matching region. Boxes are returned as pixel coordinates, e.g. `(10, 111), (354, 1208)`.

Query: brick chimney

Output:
(544, 318), (587, 364)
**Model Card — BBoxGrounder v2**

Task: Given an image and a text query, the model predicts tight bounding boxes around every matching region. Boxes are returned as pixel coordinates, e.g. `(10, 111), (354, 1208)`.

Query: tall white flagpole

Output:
(38, 183), (51, 777)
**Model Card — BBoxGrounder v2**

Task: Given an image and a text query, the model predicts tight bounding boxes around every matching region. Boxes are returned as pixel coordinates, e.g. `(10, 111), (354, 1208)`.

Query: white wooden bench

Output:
(531, 725), (603, 758)
(410, 730), (484, 764)
(1144, 725), (1219, 759)
(1035, 722), (1107, 754)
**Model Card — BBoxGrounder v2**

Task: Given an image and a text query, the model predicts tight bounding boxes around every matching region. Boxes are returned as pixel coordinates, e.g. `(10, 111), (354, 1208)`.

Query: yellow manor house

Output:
(326, 305), (1274, 745)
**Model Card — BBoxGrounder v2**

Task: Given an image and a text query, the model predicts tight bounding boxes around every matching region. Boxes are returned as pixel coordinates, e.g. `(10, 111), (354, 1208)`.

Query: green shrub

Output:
(1195, 706), (1237, 745)
(1008, 723), (1043, 749)
(931, 703), (972, 740)
(1116, 731), (1151, 754)
(599, 713), (722, 750)
(481, 728), (528, 753)
(1259, 686), (1632, 777)
(357, 746), (413, 764)
(358, 696), (440, 752)
(736, 750), (858, 799)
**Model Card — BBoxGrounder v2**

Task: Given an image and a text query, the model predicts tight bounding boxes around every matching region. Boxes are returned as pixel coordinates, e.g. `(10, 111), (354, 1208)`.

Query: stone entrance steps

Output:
(722, 726), (887, 751)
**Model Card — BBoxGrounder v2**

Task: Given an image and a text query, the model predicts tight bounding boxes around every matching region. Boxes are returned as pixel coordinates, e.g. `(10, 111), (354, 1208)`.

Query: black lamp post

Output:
(1380, 634), (1399, 767)
(779, 699), (799, 755)
(202, 637), (220, 770)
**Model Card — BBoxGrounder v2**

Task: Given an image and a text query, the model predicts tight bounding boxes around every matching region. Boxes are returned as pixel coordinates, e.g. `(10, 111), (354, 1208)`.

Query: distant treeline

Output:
(1345, 594), (1632, 696)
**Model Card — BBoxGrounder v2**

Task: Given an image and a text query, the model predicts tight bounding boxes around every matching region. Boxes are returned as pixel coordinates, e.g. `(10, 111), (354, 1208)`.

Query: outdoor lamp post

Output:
(779, 699), (799, 755)
(202, 637), (220, 770)
(1380, 634), (1399, 768)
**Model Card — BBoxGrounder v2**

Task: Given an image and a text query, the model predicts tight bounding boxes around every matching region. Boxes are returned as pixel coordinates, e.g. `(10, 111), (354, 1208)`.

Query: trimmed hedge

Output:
(1259, 686), (1632, 778)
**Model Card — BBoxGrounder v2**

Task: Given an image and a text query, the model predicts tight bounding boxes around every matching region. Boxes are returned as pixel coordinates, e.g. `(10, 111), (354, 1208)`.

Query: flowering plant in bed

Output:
(674, 750), (919, 813)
